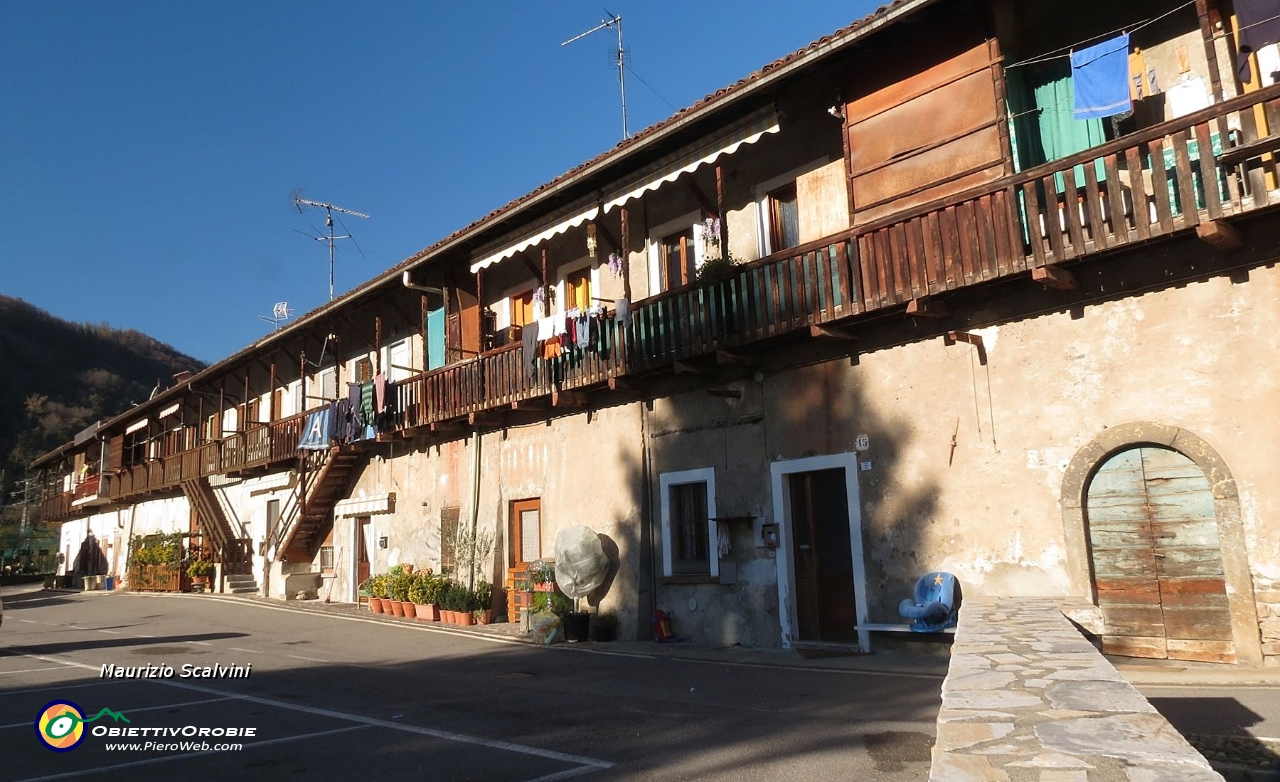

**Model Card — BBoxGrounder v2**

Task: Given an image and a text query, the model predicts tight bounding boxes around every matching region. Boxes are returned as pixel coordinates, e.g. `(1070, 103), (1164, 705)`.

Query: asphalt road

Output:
(0, 585), (943, 781)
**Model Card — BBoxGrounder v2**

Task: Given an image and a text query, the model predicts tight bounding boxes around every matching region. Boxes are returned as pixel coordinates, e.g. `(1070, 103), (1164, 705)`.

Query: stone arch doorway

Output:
(1061, 423), (1261, 665)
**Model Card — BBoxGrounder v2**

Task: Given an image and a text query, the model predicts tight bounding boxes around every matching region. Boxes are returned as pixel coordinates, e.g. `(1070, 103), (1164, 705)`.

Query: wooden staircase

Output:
(275, 447), (363, 562)
(181, 477), (253, 575)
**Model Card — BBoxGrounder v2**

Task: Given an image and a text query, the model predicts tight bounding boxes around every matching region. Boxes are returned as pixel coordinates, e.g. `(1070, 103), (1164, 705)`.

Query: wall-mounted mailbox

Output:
(760, 523), (779, 548)
(378, 536), (388, 550)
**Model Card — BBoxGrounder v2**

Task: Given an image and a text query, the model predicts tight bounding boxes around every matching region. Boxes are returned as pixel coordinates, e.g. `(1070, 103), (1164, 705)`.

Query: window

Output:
(354, 357), (373, 384)
(661, 229), (696, 290)
(320, 546), (335, 573)
(767, 183), (800, 252)
(565, 267), (591, 311)
(266, 499), (280, 537)
(659, 468), (719, 577)
(319, 368), (337, 401)
(511, 289), (536, 327)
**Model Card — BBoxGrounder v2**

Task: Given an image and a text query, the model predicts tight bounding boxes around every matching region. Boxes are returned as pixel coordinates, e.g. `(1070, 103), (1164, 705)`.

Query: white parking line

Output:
(18, 618), (37, 623)
(0, 697), (233, 730)
(226, 647), (263, 654)
(133, 634), (155, 639)
(1, 681), (115, 697)
(10, 725), (373, 782)
(16, 650), (615, 773)
(0, 667), (74, 675)
(98, 629), (121, 635)
(286, 654), (328, 663)
(188, 641), (212, 646)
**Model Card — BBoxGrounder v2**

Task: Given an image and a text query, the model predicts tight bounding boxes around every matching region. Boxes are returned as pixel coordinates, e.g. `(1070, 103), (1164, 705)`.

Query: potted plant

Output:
(591, 611), (617, 642)
(473, 581), (493, 625)
(458, 585), (475, 626)
(530, 560), (557, 593)
(186, 558), (214, 591)
(422, 574), (445, 621)
(366, 574), (386, 613)
(409, 571), (439, 622)
(386, 567), (410, 617)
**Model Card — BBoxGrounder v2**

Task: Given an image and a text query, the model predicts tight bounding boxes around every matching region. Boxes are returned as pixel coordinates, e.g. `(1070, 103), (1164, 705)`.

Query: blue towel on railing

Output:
(1071, 33), (1131, 120)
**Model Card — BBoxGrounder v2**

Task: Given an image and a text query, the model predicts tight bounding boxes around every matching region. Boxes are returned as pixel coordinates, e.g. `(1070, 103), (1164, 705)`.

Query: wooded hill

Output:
(0, 295), (204, 517)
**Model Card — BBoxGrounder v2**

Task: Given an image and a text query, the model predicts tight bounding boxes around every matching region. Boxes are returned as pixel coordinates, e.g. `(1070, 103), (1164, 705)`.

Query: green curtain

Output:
(1006, 61), (1107, 189)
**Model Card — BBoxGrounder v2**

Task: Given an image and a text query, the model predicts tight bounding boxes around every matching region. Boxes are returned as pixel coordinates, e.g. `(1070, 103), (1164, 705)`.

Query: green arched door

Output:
(1085, 446), (1234, 663)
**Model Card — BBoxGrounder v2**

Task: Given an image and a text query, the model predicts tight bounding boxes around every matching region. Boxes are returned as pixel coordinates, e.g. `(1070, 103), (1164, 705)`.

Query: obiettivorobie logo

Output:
(35, 700), (130, 752)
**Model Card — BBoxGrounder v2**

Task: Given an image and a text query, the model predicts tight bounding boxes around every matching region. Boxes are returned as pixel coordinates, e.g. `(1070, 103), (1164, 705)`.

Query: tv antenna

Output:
(258, 301), (293, 331)
(292, 192), (369, 301)
(562, 11), (629, 140)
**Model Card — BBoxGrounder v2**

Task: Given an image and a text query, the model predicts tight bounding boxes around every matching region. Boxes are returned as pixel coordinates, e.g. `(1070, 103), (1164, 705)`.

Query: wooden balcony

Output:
(42, 81), (1280, 520)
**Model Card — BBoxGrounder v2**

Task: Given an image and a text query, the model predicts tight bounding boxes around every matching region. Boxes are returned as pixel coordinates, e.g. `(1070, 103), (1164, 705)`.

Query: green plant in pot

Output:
(186, 558), (213, 591)
(368, 574), (389, 614)
(532, 591), (572, 616)
(473, 581), (493, 624)
(386, 571), (412, 617)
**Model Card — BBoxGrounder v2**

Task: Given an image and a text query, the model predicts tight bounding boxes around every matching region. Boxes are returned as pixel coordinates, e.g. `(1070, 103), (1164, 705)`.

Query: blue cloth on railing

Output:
(1071, 33), (1131, 120)
(297, 408), (330, 451)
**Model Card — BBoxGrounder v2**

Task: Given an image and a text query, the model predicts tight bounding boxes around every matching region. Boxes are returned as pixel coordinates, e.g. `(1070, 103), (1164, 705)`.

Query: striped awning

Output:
(124, 419), (150, 435)
(468, 107), (780, 274)
(470, 207), (599, 273)
(334, 493), (396, 518)
(602, 108), (780, 213)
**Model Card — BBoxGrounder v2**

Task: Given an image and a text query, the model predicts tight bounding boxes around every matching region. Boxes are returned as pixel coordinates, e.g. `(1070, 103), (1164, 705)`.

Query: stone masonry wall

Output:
(933, 597), (1222, 781)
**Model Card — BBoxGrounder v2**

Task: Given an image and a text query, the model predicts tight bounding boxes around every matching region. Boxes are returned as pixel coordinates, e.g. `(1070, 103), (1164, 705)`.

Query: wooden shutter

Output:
(106, 434), (124, 473)
(845, 24), (1007, 224)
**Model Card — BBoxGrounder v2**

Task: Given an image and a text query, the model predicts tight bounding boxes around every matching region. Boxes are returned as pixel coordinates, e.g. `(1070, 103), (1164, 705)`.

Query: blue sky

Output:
(2, 2), (878, 364)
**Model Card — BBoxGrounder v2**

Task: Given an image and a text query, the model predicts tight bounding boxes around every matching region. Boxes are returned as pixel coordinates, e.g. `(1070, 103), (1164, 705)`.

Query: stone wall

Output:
(933, 597), (1222, 781)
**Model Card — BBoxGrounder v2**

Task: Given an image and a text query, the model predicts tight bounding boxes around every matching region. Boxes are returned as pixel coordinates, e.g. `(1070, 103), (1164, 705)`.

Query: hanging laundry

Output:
(359, 382), (376, 429)
(574, 312), (592, 351)
(374, 373), (388, 412)
(1071, 33), (1131, 120)
(536, 316), (555, 341)
(614, 298), (631, 328)
(1236, 0), (1280, 81)
(521, 324), (539, 380)
(376, 379), (398, 432)
(326, 400), (344, 442)
(542, 335), (563, 360)
(297, 408), (331, 450)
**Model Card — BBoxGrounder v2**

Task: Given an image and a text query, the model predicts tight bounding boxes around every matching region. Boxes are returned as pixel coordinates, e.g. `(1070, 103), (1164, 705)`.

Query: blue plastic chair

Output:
(898, 572), (960, 632)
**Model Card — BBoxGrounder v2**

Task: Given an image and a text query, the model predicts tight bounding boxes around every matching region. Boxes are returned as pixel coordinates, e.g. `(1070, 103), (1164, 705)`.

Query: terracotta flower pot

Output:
(388, 600), (405, 617)
(369, 597), (385, 614)
(445, 610), (457, 624)
(415, 603), (438, 622)
(402, 602), (418, 619)
(459, 611), (474, 626)
(475, 610), (493, 625)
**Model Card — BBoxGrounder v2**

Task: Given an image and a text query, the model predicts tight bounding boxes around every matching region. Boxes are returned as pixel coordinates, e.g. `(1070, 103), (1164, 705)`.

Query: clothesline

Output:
(1005, 0), (1197, 70)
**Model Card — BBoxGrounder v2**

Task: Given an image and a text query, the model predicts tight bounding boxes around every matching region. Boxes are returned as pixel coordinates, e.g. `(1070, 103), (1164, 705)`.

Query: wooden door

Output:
(356, 517), (371, 592)
(509, 498), (542, 567)
(790, 469), (857, 643)
(1086, 447), (1234, 662)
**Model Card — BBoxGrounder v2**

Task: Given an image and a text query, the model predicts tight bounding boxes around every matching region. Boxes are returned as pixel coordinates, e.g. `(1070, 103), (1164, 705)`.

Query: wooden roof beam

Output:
(810, 324), (858, 341)
(1195, 219), (1242, 250)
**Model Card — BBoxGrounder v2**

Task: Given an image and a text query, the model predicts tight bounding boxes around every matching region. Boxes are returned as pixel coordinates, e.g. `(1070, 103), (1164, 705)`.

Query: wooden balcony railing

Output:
(42, 81), (1280, 520)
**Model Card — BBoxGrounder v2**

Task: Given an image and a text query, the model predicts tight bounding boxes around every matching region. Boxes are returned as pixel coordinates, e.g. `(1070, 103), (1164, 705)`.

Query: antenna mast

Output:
(294, 196), (370, 301)
(562, 11), (628, 140)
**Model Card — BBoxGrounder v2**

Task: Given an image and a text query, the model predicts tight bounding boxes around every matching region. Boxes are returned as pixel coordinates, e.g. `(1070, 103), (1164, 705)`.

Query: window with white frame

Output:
(660, 468), (718, 577)
(647, 212), (705, 296)
(753, 158), (828, 257)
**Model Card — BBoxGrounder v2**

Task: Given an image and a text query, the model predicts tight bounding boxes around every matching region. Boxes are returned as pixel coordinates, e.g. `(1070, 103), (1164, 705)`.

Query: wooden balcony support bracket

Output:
(705, 387), (743, 399)
(1031, 264), (1080, 291)
(552, 388), (588, 408)
(715, 349), (757, 367)
(1195, 219), (1243, 250)
(905, 297), (948, 318)
(673, 361), (718, 377)
(682, 177), (719, 219)
(518, 253), (543, 283)
(946, 331), (988, 366)
(511, 399), (549, 411)
(810, 324), (859, 342)
(608, 377), (643, 394)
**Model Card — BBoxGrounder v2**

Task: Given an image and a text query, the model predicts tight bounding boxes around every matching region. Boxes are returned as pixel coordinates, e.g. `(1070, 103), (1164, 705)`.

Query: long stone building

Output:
(36, 0), (1280, 665)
